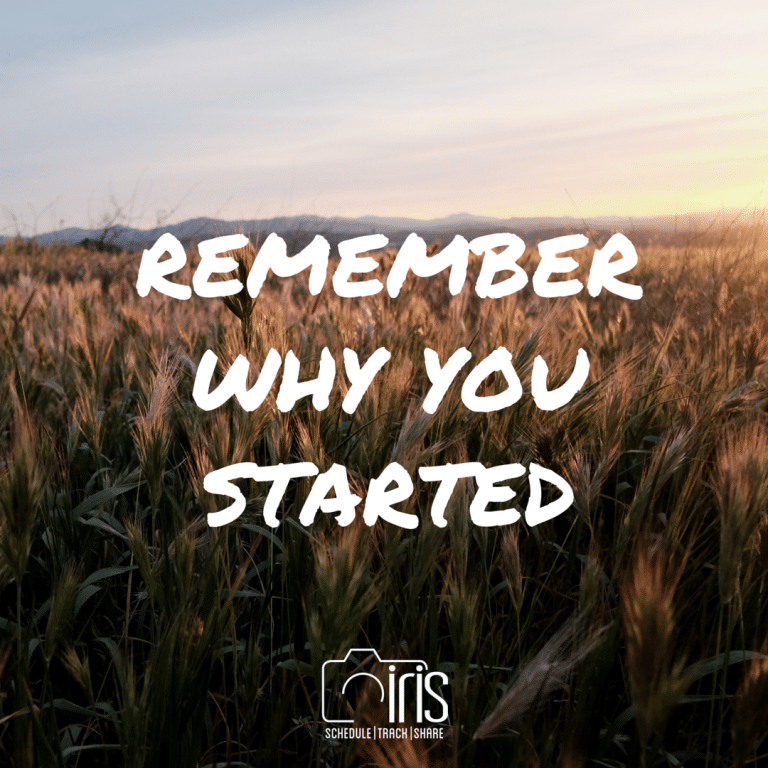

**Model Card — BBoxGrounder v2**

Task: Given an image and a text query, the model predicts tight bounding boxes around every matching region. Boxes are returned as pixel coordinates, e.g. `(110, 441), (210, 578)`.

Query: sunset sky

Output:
(2, 0), (766, 236)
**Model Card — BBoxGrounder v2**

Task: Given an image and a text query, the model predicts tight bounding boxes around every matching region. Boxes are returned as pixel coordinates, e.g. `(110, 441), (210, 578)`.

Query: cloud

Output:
(2, 0), (767, 231)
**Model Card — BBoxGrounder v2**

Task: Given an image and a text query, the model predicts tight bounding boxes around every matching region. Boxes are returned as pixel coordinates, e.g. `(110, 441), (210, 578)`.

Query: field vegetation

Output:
(0, 221), (767, 767)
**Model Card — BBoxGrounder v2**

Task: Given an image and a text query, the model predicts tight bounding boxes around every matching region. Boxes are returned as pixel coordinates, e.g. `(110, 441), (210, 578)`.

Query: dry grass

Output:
(0, 219), (767, 766)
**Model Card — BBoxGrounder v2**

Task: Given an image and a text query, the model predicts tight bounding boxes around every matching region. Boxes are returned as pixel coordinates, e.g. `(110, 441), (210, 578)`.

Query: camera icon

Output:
(321, 648), (448, 724)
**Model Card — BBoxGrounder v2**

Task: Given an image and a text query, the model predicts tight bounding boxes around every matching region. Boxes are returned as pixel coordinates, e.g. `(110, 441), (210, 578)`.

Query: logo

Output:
(321, 648), (449, 726)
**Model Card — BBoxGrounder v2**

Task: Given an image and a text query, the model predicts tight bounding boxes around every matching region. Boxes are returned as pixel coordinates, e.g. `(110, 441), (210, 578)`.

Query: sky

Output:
(2, 0), (767, 237)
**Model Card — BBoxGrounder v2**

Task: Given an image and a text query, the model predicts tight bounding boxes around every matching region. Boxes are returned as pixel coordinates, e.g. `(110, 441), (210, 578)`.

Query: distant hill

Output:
(1, 210), (760, 252)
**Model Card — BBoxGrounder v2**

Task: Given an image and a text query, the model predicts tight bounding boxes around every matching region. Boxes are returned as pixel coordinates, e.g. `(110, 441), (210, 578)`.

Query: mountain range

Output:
(2, 210), (758, 252)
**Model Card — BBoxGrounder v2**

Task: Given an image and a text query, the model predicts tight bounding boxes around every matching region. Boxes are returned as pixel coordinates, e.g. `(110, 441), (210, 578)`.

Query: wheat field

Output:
(1, 222), (767, 767)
